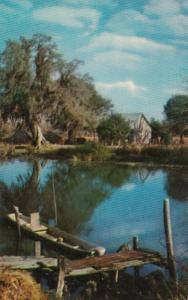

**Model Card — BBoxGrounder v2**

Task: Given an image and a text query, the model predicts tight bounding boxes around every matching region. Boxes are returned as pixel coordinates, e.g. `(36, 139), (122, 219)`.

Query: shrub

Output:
(70, 142), (112, 161)
(90, 143), (112, 161)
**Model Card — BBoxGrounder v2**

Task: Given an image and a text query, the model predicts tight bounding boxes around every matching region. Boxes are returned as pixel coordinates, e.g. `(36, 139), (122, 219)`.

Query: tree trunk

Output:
(30, 121), (47, 149)
(180, 133), (184, 144)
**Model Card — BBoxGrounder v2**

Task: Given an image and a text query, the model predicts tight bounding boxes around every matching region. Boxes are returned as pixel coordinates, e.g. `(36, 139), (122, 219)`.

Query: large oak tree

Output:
(0, 34), (112, 148)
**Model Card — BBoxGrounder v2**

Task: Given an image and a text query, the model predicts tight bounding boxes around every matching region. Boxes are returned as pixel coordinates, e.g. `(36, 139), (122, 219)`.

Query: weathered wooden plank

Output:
(64, 250), (163, 277)
(65, 257), (161, 277)
(65, 250), (160, 270)
(0, 256), (57, 270)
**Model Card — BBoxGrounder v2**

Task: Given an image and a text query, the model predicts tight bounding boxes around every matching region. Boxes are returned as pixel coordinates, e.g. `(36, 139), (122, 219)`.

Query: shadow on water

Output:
(166, 168), (188, 202)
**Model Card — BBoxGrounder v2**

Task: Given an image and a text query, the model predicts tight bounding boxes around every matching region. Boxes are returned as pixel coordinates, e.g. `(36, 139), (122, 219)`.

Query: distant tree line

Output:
(151, 95), (188, 144)
(0, 33), (188, 147)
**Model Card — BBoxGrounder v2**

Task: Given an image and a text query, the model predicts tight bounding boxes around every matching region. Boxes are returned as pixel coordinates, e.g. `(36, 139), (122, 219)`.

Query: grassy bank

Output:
(1, 142), (188, 166)
(115, 145), (188, 165)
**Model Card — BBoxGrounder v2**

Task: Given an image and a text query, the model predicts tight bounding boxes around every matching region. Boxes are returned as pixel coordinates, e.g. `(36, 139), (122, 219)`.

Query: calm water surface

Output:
(0, 158), (188, 274)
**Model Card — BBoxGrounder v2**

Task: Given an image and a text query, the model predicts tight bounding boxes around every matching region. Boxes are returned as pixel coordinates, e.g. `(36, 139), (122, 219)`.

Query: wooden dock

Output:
(2, 199), (177, 299)
(0, 248), (165, 300)
(63, 249), (165, 277)
(0, 249), (164, 273)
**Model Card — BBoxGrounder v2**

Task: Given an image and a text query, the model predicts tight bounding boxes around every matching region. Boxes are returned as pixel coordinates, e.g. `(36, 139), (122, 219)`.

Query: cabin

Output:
(123, 113), (152, 144)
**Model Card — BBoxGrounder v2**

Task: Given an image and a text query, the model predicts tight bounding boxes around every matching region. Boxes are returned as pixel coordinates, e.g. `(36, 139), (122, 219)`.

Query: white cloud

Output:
(80, 32), (175, 53)
(143, 0), (188, 37)
(183, 0), (188, 9)
(63, 0), (117, 8)
(33, 5), (100, 31)
(90, 50), (141, 70)
(8, 0), (32, 9)
(107, 9), (152, 35)
(96, 80), (146, 94)
(144, 0), (181, 16)
(165, 86), (188, 96)
(121, 183), (136, 191)
(171, 39), (188, 47)
(165, 14), (188, 35)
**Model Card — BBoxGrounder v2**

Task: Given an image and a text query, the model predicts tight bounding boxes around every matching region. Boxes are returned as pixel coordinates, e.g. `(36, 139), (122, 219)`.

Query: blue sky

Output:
(0, 0), (187, 119)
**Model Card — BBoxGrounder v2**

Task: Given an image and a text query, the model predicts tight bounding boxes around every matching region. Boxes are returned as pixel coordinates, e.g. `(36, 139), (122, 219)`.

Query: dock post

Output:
(56, 256), (65, 300)
(34, 241), (41, 258)
(30, 212), (40, 231)
(115, 270), (119, 283)
(13, 206), (21, 239)
(133, 236), (139, 251)
(163, 198), (177, 282)
(133, 236), (139, 278)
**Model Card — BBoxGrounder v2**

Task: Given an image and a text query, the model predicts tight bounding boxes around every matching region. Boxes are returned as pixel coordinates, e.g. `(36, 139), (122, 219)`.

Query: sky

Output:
(0, 0), (188, 120)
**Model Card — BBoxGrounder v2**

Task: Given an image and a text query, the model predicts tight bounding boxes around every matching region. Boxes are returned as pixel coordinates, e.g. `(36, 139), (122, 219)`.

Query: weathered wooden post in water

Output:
(13, 206), (21, 239)
(56, 256), (66, 300)
(133, 236), (140, 278)
(163, 198), (177, 282)
(34, 241), (42, 258)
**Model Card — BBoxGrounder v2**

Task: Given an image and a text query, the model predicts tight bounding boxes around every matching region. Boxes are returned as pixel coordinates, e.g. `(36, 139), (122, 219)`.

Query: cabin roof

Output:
(123, 113), (143, 123)
(123, 113), (151, 127)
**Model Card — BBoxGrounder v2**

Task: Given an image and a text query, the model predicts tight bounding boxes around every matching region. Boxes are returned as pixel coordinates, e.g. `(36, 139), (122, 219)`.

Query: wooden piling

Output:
(30, 212), (40, 231)
(56, 256), (65, 300)
(133, 236), (139, 278)
(115, 270), (119, 283)
(52, 171), (58, 225)
(13, 206), (21, 239)
(34, 241), (41, 258)
(133, 236), (139, 251)
(163, 198), (177, 282)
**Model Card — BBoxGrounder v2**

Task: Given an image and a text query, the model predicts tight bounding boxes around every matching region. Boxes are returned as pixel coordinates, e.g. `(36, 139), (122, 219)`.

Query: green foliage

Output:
(164, 95), (188, 141)
(115, 145), (188, 165)
(150, 118), (172, 144)
(97, 113), (130, 145)
(71, 142), (112, 161)
(0, 34), (112, 147)
(89, 142), (112, 161)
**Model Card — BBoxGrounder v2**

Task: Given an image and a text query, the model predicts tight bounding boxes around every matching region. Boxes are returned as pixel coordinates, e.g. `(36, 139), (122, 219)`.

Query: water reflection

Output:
(166, 168), (188, 201)
(0, 159), (188, 268)
(2, 161), (135, 234)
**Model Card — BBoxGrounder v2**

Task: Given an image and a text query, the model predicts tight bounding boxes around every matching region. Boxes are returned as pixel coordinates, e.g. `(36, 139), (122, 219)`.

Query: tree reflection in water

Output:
(166, 168), (188, 201)
(41, 162), (134, 234)
(0, 161), (135, 235)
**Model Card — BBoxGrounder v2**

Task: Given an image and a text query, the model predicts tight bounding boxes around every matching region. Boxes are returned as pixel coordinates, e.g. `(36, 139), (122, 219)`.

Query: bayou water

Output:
(0, 158), (188, 294)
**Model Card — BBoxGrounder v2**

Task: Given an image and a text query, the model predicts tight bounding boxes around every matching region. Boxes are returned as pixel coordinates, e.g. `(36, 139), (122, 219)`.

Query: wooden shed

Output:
(124, 113), (152, 144)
